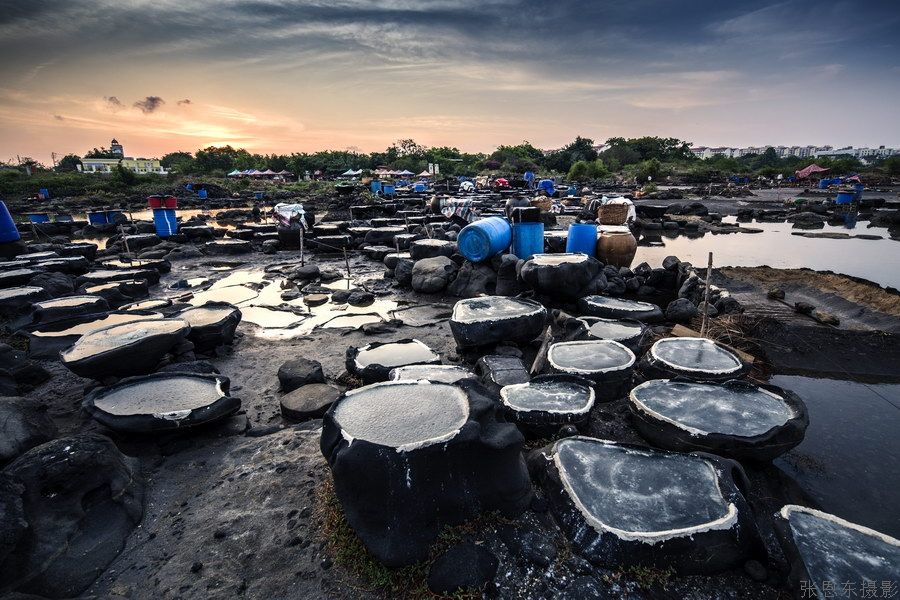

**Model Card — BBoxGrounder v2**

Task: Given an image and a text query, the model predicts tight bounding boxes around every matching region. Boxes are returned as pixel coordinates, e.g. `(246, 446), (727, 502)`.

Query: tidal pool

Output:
(635, 219), (899, 289)
(772, 375), (900, 538)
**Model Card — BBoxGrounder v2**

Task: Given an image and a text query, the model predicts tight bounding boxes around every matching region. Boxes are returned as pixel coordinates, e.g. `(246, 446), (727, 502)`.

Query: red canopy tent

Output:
(795, 164), (829, 179)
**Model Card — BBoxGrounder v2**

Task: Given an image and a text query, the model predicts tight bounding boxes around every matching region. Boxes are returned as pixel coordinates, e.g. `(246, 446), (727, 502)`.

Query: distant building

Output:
(80, 157), (167, 174)
(689, 143), (896, 163)
(79, 138), (167, 174)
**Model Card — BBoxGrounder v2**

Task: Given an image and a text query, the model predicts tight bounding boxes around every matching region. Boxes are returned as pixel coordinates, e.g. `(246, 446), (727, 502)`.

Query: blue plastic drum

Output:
(0, 201), (21, 243)
(566, 223), (598, 257)
(458, 217), (511, 263)
(511, 222), (545, 259)
(153, 208), (178, 237)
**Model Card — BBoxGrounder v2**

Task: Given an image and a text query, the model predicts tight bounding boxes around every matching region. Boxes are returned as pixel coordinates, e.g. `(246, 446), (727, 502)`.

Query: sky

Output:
(1, 0), (898, 164)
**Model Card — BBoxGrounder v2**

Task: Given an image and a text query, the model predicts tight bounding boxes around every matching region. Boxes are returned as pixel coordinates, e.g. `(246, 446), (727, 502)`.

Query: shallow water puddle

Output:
(635, 219), (899, 289)
(772, 375), (900, 538)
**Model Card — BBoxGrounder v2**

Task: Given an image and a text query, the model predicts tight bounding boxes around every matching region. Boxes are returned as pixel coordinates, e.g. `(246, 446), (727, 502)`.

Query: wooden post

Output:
(700, 252), (713, 337)
(299, 228), (305, 266)
(343, 247), (351, 279)
(120, 223), (131, 256)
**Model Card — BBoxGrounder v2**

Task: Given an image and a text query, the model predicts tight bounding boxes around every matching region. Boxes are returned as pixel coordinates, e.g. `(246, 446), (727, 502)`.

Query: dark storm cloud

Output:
(133, 96), (165, 113)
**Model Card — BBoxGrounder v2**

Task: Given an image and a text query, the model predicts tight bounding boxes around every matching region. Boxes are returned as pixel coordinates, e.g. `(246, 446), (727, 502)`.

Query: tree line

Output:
(13, 136), (900, 181)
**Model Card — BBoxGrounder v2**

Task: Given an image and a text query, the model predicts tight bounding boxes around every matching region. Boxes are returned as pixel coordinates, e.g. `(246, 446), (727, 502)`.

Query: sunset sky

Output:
(1, 0), (898, 164)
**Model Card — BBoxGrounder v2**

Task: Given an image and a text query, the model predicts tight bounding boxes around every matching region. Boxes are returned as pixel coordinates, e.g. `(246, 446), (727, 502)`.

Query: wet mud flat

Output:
(2, 200), (898, 599)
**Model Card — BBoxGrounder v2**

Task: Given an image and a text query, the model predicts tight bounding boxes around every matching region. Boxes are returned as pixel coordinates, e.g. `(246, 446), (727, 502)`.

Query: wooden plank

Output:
(669, 324), (756, 364)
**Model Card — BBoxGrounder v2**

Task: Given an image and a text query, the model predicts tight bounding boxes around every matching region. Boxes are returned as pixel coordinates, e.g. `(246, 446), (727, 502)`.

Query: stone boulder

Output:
(411, 256), (458, 294)
(277, 357), (325, 392)
(60, 318), (191, 380)
(0, 434), (144, 597)
(320, 380), (533, 566)
(427, 542), (498, 595)
(666, 297), (699, 323)
(446, 261), (497, 298)
(409, 239), (456, 260)
(280, 383), (341, 421)
(519, 253), (601, 299)
(0, 397), (58, 464)
(529, 437), (762, 574)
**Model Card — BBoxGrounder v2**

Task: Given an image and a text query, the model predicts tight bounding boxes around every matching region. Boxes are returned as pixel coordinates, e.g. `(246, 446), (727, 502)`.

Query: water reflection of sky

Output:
(634, 220), (899, 289)
(772, 375), (900, 539)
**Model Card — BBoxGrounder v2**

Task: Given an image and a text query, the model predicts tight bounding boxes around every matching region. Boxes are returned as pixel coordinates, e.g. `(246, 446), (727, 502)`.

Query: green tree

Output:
(882, 155), (900, 176)
(160, 151), (195, 173)
(84, 147), (119, 159)
(568, 160), (589, 180)
(113, 163), (137, 186)
(543, 136), (597, 173)
(586, 159), (609, 179)
(55, 154), (82, 172)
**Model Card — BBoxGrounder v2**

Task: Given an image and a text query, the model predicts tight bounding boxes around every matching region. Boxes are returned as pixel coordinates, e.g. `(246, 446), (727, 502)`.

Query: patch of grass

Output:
(609, 565), (675, 590)
(315, 477), (495, 600)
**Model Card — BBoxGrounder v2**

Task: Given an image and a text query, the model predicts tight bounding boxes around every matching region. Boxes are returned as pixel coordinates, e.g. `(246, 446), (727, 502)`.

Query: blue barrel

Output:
(382, 184), (395, 196)
(253, 191), (265, 200)
(153, 208), (178, 237)
(198, 189), (208, 199)
(0, 201), (21, 242)
(566, 223), (598, 256)
(25, 213), (50, 223)
(87, 211), (108, 225)
(853, 183), (864, 201)
(817, 179), (829, 189)
(414, 182), (426, 193)
(511, 222), (544, 259)
(106, 210), (124, 223)
(458, 217), (511, 263)
(835, 192), (855, 205)
(370, 180), (382, 194)
(39, 188), (50, 199)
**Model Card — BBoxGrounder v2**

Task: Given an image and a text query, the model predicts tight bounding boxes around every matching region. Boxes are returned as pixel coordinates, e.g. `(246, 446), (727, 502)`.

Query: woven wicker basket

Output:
(597, 203), (629, 225)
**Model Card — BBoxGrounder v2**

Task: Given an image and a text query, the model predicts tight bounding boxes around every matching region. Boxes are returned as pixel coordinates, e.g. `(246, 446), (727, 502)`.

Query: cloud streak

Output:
(133, 96), (165, 114)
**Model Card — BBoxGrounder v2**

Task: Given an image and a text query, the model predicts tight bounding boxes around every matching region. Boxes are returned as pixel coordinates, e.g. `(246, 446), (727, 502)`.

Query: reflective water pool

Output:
(634, 220), (899, 289)
(772, 375), (900, 538)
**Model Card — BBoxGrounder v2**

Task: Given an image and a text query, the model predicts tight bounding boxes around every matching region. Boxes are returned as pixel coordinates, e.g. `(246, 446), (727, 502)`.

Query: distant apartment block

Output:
(690, 144), (897, 162)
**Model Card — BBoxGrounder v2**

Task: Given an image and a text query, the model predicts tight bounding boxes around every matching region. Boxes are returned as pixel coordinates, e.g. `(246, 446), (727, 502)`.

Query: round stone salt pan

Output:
(529, 253), (589, 266)
(554, 437), (736, 542)
(33, 295), (104, 310)
(780, 505), (900, 591)
(333, 381), (469, 451)
(501, 379), (595, 414)
(548, 340), (635, 374)
(179, 305), (238, 328)
(354, 340), (439, 369)
(579, 296), (660, 319)
(451, 296), (544, 324)
(389, 365), (475, 384)
(32, 311), (164, 338)
(579, 318), (645, 345)
(62, 318), (188, 363)
(92, 375), (228, 417)
(630, 379), (795, 437)
(649, 337), (743, 375)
